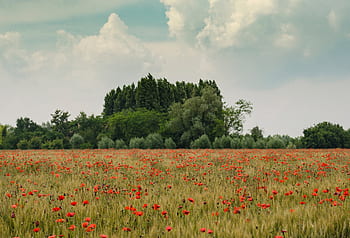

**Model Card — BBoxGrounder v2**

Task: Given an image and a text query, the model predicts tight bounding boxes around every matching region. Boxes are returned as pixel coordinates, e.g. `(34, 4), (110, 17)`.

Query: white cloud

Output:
(0, 0), (139, 25)
(0, 13), (159, 125)
(327, 10), (338, 31)
(197, 0), (277, 49)
(274, 24), (297, 49)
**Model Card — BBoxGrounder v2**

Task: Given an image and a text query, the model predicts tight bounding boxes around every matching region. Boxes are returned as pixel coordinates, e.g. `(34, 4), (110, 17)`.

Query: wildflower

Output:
(83, 200), (89, 205)
(70, 201), (77, 206)
(66, 212), (75, 217)
(188, 197), (195, 203)
(58, 195), (65, 201)
(100, 235), (108, 238)
(68, 225), (76, 231)
(200, 228), (206, 232)
(122, 227), (131, 231)
(55, 219), (65, 223)
(207, 229), (213, 234)
(182, 210), (190, 215)
(33, 228), (40, 232)
(82, 222), (89, 228)
(52, 207), (61, 212)
(165, 226), (172, 232)
(85, 217), (91, 222)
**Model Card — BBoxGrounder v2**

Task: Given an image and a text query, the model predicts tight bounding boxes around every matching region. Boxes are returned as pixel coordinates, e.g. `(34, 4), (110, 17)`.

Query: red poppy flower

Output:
(182, 210), (190, 215)
(52, 207), (61, 212)
(188, 198), (195, 203)
(122, 227), (131, 231)
(82, 222), (89, 228)
(33, 228), (40, 232)
(68, 225), (76, 231)
(207, 229), (213, 234)
(66, 212), (75, 217)
(58, 195), (65, 201)
(83, 200), (89, 205)
(200, 228), (206, 232)
(71, 201), (77, 206)
(100, 235), (108, 238)
(165, 226), (172, 232)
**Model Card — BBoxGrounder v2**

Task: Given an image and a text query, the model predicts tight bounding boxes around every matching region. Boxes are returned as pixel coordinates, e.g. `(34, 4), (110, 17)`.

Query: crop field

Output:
(1, 149), (349, 238)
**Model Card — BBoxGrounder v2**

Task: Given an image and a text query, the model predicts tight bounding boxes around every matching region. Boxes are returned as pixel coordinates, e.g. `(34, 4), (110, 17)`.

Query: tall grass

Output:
(0, 149), (349, 237)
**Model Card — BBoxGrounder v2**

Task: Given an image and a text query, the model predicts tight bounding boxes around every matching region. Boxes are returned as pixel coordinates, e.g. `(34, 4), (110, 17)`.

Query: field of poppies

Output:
(1, 149), (349, 238)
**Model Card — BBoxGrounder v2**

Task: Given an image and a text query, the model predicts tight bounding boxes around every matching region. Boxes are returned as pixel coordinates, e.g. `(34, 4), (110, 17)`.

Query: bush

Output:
(212, 137), (223, 149)
(70, 133), (84, 149)
(129, 137), (147, 149)
(115, 139), (128, 149)
(98, 136), (115, 149)
(41, 139), (64, 149)
(241, 136), (255, 149)
(190, 134), (211, 149)
(266, 137), (285, 149)
(231, 137), (242, 149)
(164, 138), (176, 149)
(254, 139), (266, 149)
(17, 139), (29, 150)
(221, 135), (232, 148)
(145, 133), (164, 149)
(28, 136), (42, 149)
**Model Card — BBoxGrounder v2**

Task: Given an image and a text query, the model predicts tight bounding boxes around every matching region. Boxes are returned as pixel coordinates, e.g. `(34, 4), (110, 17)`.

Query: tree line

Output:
(1, 74), (350, 149)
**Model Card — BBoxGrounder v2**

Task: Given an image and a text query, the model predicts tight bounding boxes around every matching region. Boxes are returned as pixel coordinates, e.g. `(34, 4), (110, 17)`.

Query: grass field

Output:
(1, 149), (349, 238)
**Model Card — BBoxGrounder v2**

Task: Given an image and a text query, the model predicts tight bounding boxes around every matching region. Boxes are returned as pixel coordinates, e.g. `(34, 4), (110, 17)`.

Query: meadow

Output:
(1, 149), (349, 238)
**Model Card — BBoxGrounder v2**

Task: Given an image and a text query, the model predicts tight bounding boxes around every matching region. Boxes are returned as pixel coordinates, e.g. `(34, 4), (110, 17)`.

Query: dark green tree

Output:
(302, 122), (347, 148)
(136, 74), (160, 111)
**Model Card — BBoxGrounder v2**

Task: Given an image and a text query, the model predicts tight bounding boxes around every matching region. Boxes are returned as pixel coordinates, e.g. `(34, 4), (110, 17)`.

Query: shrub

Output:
(164, 138), (176, 149)
(241, 136), (255, 149)
(98, 136), (115, 149)
(17, 139), (29, 150)
(145, 133), (164, 149)
(221, 135), (232, 148)
(212, 137), (223, 149)
(190, 134), (211, 149)
(254, 139), (266, 149)
(28, 136), (42, 149)
(129, 137), (147, 149)
(231, 137), (242, 149)
(115, 139), (128, 149)
(70, 133), (84, 149)
(266, 137), (286, 149)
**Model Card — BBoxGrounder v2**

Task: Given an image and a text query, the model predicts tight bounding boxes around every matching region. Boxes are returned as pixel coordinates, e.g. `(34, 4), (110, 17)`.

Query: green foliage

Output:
(17, 139), (29, 150)
(231, 137), (242, 149)
(136, 74), (160, 111)
(98, 136), (114, 149)
(70, 133), (84, 149)
(129, 137), (147, 149)
(107, 108), (166, 142)
(254, 139), (266, 149)
(145, 133), (164, 149)
(213, 137), (223, 149)
(224, 99), (253, 135)
(28, 136), (42, 149)
(115, 139), (128, 149)
(41, 139), (64, 149)
(164, 137), (176, 149)
(266, 136), (286, 149)
(302, 121), (348, 148)
(190, 134), (212, 149)
(241, 136), (255, 149)
(250, 126), (263, 141)
(166, 87), (224, 148)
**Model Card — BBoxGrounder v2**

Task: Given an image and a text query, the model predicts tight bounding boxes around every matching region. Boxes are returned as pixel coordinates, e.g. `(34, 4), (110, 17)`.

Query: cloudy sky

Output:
(1, 0), (349, 137)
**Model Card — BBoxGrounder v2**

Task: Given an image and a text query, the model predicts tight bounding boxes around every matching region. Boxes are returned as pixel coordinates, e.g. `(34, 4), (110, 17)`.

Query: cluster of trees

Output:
(1, 74), (350, 149)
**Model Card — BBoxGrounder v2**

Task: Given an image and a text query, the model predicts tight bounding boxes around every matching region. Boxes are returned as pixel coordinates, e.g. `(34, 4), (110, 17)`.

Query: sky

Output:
(1, 0), (350, 137)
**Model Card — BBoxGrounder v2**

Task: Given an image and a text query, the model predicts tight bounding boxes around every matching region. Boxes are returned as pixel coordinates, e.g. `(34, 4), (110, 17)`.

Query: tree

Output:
(98, 136), (115, 149)
(164, 138), (176, 149)
(145, 133), (164, 149)
(190, 134), (212, 149)
(250, 126), (263, 141)
(136, 74), (160, 111)
(107, 108), (166, 143)
(70, 133), (84, 149)
(165, 86), (225, 148)
(224, 99), (253, 135)
(302, 122), (347, 148)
